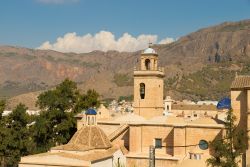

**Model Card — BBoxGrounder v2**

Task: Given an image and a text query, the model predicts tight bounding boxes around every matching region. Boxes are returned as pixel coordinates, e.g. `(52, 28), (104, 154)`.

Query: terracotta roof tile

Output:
(57, 148), (116, 162)
(53, 126), (112, 151)
(172, 104), (217, 111)
(21, 147), (119, 163)
(231, 75), (250, 89)
(108, 124), (129, 141)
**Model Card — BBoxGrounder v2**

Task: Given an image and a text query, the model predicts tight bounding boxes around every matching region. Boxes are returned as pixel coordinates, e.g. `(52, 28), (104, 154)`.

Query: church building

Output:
(19, 46), (249, 167)
(97, 47), (226, 167)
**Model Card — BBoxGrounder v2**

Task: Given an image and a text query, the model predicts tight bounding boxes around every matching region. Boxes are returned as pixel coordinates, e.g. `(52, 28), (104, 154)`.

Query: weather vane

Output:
(148, 41), (153, 48)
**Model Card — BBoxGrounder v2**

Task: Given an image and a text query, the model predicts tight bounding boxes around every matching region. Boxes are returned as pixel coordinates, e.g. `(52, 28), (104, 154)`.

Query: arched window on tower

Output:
(154, 60), (156, 70)
(140, 83), (145, 99)
(145, 59), (150, 70)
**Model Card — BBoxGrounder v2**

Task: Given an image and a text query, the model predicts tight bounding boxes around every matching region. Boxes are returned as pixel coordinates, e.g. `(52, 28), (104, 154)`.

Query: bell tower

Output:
(133, 46), (165, 119)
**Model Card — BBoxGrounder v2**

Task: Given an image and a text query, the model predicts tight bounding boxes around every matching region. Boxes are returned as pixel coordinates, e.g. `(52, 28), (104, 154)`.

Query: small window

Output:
(167, 105), (169, 110)
(145, 59), (150, 70)
(140, 83), (145, 99)
(155, 138), (162, 148)
(194, 114), (197, 117)
(194, 154), (201, 160)
(199, 140), (208, 150)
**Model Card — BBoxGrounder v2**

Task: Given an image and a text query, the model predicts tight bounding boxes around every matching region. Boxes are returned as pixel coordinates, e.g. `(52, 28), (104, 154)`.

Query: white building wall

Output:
(91, 158), (112, 167)
(113, 149), (126, 167)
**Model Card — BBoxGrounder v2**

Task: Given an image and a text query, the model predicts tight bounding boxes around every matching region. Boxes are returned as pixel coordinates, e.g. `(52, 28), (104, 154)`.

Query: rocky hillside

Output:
(1, 19), (250, 109)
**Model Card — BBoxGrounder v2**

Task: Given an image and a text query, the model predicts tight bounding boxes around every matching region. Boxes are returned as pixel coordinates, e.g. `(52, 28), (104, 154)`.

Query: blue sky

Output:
(0, 0), (249, 52)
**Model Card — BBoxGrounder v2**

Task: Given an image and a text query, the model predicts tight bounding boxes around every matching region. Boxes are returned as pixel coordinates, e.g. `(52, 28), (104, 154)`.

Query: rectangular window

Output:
(155, 138), (162, 149)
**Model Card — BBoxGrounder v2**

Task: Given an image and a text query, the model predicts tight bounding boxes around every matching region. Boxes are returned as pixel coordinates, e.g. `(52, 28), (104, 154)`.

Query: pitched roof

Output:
(108, 124), (129, 141)
(52, 126), (112, 151)
(164, 116), (224, 125)
(20, 153), (90, 167)
(114, 113), (146, 123)
(189, 117), (224, 125)
(172, 104), (217, 111)
(231, 75), (250, 89)
(20, 147), (120, 166)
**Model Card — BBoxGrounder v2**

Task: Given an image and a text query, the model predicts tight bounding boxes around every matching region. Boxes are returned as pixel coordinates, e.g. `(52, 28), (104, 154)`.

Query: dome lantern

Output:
(85, 108), (97, 126)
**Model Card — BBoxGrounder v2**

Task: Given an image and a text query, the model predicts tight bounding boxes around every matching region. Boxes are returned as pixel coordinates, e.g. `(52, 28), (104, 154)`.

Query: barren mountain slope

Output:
(1, 19), (250, 108)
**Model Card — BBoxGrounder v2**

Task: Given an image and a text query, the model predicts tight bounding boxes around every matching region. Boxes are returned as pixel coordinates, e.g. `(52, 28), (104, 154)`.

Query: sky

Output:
(0, 0), (249, 53)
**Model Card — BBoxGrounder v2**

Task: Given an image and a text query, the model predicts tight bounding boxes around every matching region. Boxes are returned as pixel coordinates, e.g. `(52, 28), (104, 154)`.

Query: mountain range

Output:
(1, 19), (250, 109)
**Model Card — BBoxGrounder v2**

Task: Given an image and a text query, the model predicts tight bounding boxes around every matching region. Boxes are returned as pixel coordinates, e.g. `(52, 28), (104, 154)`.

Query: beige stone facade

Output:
(133, 48), (165, 119)
(96, 47), (227, 167)
(171, 104), (220, 118)
(97, 104), (110, 120)
(231, 75), (250, 166)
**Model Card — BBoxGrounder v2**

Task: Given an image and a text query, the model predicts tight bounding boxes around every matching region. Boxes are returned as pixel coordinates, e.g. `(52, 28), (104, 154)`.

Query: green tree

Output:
(36, 78), (79, 111)
(0, 103), (34, 167)
(34, 79), (78, 152)
(33, 79), (100, 153)
(0, 100), (5, 117)
(74, 89), (100, 113)
(0, 100), (7, 166)
(206, 109), (247, 167)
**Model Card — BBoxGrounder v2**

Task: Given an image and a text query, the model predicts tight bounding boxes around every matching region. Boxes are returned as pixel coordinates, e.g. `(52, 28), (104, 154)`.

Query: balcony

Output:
(134, 66), (165, 77)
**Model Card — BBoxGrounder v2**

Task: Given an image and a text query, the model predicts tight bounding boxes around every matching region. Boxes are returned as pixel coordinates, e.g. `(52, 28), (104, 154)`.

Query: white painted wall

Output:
(92, 157), (112, 167)
(113, 149), (126, 167)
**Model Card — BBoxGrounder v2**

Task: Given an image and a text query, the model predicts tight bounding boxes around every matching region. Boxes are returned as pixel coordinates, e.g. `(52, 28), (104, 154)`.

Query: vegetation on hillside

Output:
(118, 95), (133, 102)
(0, 81), (48, 99)
(113, 73), (133, 87)
(165, 60), (250, 101)
(1, 20), (250, 103)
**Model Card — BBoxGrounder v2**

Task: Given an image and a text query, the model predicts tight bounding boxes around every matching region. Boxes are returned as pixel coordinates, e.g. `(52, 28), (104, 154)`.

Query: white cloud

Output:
(37, 31), (175, 53)
(159, 37), (175, 44)
(36, 0), (79, 4)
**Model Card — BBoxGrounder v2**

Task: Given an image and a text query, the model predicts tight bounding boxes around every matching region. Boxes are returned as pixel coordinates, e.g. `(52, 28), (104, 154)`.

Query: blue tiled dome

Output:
(85, 108), (97, 115)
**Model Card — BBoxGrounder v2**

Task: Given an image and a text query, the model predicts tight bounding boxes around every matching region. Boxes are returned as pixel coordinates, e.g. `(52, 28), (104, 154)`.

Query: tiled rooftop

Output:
(231, 75), (250, 89)
(53, 126), (112, 151)
(172, 104), (217, 111)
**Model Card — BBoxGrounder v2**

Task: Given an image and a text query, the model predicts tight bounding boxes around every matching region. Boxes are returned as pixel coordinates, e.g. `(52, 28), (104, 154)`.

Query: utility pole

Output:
(149, 145), (155, 167)
(242, 152), (246, 167)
